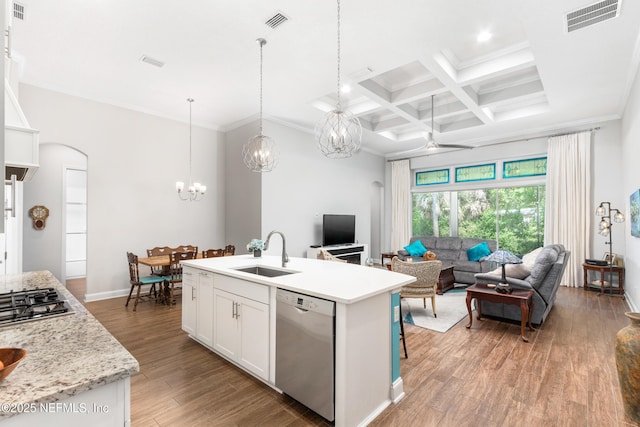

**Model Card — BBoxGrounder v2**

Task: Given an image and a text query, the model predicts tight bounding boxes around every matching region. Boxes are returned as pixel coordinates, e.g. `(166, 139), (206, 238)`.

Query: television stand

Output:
(307, 243), (368, 265)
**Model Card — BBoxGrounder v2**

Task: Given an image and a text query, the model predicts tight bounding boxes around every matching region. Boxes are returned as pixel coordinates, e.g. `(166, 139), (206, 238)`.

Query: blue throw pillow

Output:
(404, 240), (427, 257)
(467, 242), (491, 261)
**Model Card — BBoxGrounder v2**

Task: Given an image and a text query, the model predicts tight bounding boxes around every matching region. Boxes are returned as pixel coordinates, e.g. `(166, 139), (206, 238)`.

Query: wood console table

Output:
(582, 262), (625, 296)
(465, 284), (535, 342)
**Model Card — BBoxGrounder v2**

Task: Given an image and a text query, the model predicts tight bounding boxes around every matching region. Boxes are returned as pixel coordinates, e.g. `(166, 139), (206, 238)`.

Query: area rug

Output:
(401, 289), (470, 333)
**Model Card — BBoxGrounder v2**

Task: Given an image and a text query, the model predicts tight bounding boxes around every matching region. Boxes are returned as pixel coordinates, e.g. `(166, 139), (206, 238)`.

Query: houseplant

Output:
(247, 239), (265, 258)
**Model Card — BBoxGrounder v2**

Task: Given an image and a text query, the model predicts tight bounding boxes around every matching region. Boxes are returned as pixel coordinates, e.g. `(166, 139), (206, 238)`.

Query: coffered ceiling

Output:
(10, 0), (640, 158)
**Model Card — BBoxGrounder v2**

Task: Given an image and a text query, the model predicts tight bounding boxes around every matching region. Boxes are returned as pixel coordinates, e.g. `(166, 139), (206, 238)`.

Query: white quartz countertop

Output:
(182, 255), (415, 304)
(0, 271), (139, 418)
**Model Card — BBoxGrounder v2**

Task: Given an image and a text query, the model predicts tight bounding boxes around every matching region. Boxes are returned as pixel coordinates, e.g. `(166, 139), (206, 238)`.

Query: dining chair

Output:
(146, 246), (174, 276)
(224, 245), (236, 255)
(126, 252), (165, 311)
(203, 249), (225, 258)
(165, 251), (197, 305)
(391, 257), (442, 318)
(174, 245), (198, 254)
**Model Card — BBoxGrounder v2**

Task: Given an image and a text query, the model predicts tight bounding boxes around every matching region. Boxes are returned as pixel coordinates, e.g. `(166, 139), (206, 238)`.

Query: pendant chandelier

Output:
(315, 0), (362, 159)
(176, 98), (206, 201)
(243, 38), (278, 172)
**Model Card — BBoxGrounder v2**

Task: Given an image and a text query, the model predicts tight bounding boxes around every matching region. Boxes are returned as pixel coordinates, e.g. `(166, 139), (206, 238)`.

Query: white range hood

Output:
(5, 78), (39, 181)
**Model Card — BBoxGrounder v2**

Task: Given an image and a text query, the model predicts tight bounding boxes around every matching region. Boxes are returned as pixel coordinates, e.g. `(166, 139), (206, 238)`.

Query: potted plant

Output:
(247, 239), (265, 258)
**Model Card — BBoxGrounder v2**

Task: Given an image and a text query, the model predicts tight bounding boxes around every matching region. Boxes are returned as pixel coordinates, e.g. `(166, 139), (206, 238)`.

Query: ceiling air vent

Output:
(139, 55), (165, 68)
(566, 0), (621, 33)
(13, 2), (25, 20)
(265, 12), (289, 29)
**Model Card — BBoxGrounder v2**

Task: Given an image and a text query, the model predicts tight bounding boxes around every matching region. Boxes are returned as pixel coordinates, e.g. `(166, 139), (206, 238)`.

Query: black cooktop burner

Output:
(0, 287), (74, 326)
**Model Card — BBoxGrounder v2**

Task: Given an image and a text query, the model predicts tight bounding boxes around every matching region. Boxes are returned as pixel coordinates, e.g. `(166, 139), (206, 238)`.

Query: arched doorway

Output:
(23, 143), (88, 300)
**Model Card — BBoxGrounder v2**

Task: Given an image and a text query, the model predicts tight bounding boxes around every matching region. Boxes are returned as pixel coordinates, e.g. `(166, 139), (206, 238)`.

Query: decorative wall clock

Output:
(28, 205), (49, 230)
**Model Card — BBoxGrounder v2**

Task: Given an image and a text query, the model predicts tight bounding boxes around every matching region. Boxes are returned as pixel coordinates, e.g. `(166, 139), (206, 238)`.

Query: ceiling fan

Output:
(422, 94), (472, 150)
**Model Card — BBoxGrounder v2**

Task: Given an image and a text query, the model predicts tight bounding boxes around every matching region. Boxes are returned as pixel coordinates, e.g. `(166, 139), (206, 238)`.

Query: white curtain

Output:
(391, 160), (411, 252)
(544, 131), (592, 287)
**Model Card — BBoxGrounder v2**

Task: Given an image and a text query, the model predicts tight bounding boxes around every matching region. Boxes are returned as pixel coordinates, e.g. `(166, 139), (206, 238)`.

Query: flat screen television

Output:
(322, 214), (355, 246)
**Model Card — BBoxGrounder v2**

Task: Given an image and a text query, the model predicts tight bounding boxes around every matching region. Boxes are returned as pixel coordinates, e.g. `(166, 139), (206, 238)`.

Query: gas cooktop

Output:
(0, 287), (74, 327)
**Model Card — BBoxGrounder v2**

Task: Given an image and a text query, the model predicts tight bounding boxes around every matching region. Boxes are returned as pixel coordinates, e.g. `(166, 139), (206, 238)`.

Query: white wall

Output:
(19, 84), (226, 300)
(225, 119), (386, 260)
(224, 121), (262, 256)
(23, 144), (86, 280)
(621, 65), (640, 312)
(261, 121), (386, 259)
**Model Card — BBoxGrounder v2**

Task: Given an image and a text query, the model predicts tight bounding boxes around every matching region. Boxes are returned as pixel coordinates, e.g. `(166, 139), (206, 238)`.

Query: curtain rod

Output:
(387, 127), (600, 162)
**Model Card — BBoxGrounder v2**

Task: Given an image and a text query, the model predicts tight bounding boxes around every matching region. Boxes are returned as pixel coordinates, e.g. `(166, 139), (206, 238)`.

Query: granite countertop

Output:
(182, 255), (415, 304)
(0, 271), (139, 418)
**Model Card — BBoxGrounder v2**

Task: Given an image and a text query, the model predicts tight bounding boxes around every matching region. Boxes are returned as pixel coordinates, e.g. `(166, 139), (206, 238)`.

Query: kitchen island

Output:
(181, 255), (415, 427)
(0, 271), (139, 426)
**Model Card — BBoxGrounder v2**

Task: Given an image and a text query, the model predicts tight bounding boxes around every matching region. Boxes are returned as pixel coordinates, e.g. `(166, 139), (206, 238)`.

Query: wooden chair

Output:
(126, 252), (165, 311)
(224, 245), (236, 255)
(166, 251), (197, 304)
(146, 246), (174, 276)
(391, 257), (442, 318)
(203, 249), (225, 258)
(174, 245), (198, 254)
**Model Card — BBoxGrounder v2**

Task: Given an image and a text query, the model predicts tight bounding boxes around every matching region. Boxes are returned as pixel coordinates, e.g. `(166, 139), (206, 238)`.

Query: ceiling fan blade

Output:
(436, 143), (474, 149)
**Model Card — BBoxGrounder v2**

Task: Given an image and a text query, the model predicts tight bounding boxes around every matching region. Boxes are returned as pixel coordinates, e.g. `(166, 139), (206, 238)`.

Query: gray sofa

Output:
(473, 244), (570, 326)
(397, 236), (498, 285)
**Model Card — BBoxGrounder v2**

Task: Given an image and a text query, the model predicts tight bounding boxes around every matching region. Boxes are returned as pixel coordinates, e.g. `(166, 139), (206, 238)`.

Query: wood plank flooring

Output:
(83, 286), (639, 427)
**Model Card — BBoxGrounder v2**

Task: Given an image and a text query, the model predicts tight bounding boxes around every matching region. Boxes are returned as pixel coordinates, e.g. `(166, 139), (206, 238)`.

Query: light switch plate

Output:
(393, 305), (399, 323)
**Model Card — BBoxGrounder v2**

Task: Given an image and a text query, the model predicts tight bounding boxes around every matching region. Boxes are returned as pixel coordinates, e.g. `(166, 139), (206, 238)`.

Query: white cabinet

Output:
(213, 276), (269, 381)
(181, 267), (214, 348)
(181, 268), (197, 335)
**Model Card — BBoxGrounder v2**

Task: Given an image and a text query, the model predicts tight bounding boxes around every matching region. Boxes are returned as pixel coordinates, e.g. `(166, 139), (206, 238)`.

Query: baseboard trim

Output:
(85, 288), (130, 302)
(391, 377), (405, 403)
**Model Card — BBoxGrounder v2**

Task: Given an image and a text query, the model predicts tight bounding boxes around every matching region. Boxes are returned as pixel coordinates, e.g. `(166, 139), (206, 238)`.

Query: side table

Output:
(381, 252), (396, 270)
(465, 284), (535, 342)
(582, 262), (625, 296)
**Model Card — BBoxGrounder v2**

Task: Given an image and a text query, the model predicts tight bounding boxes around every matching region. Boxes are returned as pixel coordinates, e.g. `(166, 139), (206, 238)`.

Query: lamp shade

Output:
(485, 249), (522, 265)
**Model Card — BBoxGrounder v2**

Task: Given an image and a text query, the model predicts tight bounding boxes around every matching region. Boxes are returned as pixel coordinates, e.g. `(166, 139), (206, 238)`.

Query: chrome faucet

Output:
(263, 230), (289, 267)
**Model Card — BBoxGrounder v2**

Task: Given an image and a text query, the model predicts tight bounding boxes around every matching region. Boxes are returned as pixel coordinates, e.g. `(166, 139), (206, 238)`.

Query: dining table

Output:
(137, 253), (203, 304)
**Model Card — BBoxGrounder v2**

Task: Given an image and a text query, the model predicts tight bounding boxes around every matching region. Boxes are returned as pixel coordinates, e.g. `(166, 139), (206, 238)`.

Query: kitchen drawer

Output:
(215, 274), (269, 304)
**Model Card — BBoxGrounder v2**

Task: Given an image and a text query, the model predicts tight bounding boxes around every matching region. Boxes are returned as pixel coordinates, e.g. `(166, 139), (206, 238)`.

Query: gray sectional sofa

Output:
(473, 244), (570, 326)
(397, 236), (498, 285)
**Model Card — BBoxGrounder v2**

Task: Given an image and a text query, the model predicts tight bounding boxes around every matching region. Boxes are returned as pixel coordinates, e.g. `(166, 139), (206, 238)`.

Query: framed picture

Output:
(603, 252), (617, 265)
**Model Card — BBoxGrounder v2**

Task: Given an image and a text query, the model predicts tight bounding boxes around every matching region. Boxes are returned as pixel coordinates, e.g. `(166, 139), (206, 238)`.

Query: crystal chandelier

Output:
(315, 0), (362, 159)
(176, 98), (206, 201)
(243, 38), (278, 172)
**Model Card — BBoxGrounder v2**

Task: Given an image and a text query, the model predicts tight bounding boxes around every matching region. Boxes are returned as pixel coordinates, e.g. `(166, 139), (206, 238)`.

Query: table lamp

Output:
(485, 249), (522, 293)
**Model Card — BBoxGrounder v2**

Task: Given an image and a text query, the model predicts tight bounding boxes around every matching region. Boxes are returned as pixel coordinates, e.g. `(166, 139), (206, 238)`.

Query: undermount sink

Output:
(232, 265), (299, 277)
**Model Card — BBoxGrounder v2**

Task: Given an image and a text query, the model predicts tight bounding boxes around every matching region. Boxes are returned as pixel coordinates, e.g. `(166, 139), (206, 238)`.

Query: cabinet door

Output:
(181, 268), (197, 336)
(237, 296), (269, 381)
(213, 289), (238, 360)
(195, 272), (214, 347)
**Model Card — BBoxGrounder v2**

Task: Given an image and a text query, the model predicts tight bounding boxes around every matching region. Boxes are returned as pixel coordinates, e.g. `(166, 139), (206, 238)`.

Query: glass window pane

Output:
(66, 260), (86, 278)
(455, 164), (496, 182)
(412, 192), (450, 236)
(66, 204), (87, 233)
(457, 189), (497, 240)
(66, 233), (86, 261)
(416, 169), (449, 186)
(66, 169), (87, 203)
(497, 186), (545, 255)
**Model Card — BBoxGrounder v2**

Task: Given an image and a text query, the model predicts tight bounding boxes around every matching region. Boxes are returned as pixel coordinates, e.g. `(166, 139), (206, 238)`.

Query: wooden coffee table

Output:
(465, 284), (535, 342)
(437, 265), (455, 295)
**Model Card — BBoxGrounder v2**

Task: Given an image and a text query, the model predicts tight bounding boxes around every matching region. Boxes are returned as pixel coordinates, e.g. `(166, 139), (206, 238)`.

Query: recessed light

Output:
(341, 84), (352, 94)
(477, 31), (492, 43)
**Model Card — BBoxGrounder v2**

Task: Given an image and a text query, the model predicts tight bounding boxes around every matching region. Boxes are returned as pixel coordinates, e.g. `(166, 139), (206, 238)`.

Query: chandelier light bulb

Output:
(176, 98), (205, 201)
(614, 210), (625, 222)
(595, 204), (606, 216)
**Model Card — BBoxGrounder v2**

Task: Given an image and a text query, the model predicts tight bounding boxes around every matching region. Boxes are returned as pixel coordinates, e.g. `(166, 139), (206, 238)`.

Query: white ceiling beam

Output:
(479, 80), (545, 108)
(457, 47), (536, 86)
(391, 79), (445, 104)
(372, 116), (411, 132)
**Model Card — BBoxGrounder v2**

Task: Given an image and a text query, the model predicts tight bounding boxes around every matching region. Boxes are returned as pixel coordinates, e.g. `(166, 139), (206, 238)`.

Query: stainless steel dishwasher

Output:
(276, 288), (335, 422)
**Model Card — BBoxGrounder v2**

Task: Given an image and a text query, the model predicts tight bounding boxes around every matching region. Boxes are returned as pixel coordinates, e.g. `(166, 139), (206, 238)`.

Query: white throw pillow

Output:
(490, 263), (531, 279)
(522, 247), (544, 271)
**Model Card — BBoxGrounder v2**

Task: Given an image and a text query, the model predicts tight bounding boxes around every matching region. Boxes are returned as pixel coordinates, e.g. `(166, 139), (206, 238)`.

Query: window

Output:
(412, 185), (545, 255)
(412, 192), (450, 237)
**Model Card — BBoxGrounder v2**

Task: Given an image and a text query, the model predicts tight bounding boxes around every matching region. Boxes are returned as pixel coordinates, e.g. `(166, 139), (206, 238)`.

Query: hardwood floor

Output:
(84, 287), (639, 427)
